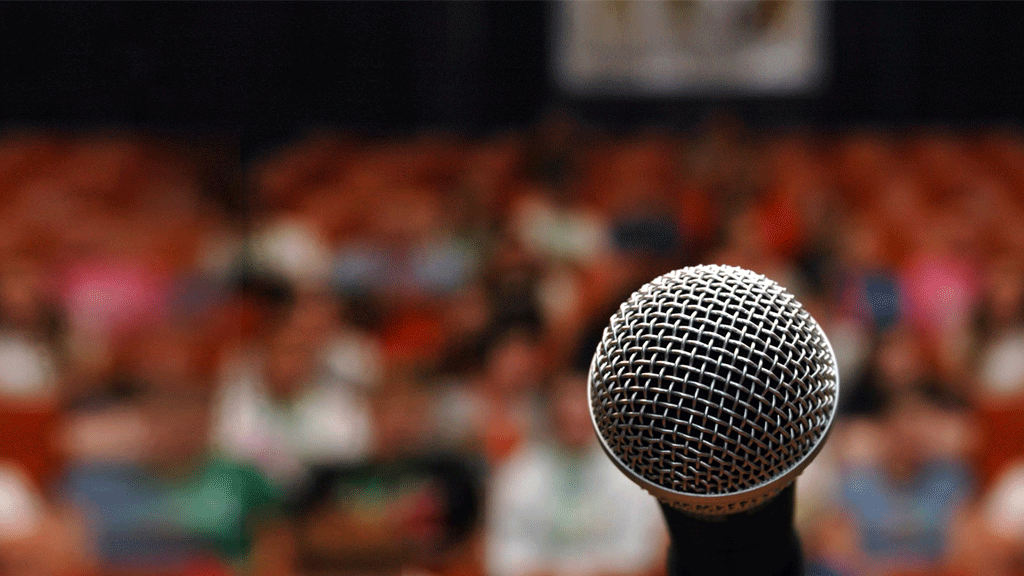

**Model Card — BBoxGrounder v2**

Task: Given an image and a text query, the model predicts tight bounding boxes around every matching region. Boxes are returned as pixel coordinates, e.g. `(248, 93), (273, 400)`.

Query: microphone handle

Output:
(660, 484), (803, 576)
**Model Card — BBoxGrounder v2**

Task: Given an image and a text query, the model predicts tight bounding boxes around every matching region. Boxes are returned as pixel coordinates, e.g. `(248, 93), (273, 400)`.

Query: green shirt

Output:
(162, 457), (280, 562)
(65, 456), (282, 572)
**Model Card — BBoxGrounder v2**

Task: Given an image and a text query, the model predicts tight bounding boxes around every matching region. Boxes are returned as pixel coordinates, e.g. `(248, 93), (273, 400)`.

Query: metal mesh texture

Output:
(589, 265), (838, 516)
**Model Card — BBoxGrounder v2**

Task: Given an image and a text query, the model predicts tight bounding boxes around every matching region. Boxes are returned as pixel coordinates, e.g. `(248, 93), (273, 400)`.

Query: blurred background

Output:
(0, 2), (1023, 576)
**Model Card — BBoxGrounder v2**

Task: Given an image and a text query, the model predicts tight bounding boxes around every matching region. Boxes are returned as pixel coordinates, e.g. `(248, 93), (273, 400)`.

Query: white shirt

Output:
(0, 332), (57, 400)
(212, 352), (373, 489)
(979, 329), (1024, 401)
(486, 441), (665, 576)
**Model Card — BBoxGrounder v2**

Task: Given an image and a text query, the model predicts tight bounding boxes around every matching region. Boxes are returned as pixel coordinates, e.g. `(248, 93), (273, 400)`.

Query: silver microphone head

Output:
(588, 264), (839, 517)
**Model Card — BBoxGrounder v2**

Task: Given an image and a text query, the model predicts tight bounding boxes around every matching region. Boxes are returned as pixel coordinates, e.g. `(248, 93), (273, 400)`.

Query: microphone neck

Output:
(661, 484), (802, 576)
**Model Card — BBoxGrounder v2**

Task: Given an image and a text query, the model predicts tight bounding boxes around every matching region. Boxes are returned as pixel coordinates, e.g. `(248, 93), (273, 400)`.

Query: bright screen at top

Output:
(553, 0), (827, 97)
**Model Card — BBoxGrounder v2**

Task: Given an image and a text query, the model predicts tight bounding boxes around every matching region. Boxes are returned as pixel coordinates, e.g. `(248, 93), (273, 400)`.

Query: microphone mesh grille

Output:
(589, 265), (838, 515)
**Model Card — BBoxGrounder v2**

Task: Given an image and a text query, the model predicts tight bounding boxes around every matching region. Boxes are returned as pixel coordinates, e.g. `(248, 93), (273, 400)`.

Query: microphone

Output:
(587, 265), (839, 576)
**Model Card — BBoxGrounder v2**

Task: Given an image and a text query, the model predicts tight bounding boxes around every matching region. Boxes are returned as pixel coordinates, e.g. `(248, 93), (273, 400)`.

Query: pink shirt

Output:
(59, 259), (170, 334)
(900, 255), (979, 333)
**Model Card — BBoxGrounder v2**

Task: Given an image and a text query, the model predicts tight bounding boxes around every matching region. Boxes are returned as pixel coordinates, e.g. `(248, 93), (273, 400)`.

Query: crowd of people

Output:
(0, 114), (1023, 576)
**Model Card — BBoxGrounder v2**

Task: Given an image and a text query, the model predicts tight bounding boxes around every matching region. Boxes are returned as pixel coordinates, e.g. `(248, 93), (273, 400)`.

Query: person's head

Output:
(0, 258), (48, 331)
(287, 289), (341, 341)
(139, 384), (214, 473)
(879, 394), (935, 482)
(483, 328), (542, 398)
(265, 323), (318, 401)
(446, 283), (491, 340)
(982, 255), (1024, 331)
(842, 214), (888, 269)
(873, 325), (930, 392)
(370, 374), (433, 458)
(127, 323), (206, 391)
(548, 372), (594, 452)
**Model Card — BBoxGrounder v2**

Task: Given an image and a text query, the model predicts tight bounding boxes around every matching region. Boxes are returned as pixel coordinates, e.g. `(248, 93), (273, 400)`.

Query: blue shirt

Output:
(842, 461), (969, 562)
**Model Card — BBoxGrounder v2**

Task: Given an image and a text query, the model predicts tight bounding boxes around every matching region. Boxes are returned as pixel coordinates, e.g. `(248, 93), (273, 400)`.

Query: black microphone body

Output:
(587, 265), (838, 576)
(662, 485), (801, 576)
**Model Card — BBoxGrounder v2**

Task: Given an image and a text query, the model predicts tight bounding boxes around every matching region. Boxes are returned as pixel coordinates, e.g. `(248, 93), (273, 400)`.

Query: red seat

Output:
(0, 400), (61, 491)
(975, 399), (1024, 491)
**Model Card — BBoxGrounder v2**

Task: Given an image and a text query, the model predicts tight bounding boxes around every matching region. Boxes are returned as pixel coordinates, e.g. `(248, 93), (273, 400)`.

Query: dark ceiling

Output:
(0, 1), (1021, 140)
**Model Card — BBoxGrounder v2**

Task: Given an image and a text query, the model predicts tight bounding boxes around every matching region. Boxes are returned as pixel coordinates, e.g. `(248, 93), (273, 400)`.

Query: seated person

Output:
(60, 384), (294, 576)
(289, 381), (483, 576)
(213, 316), (374, 494)
(485, 372), (666, 576)
(841, 396), (972, 573)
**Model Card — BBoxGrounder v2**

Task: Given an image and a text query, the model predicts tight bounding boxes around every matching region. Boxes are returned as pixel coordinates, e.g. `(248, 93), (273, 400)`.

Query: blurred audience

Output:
(0, 121), (1023, 576)
(839, 397), (972, 574)
(485, 372), (664, 576)
(61, 385), (293, 576)
(214, 293), (375, 493)
(291, 377), (483, 576)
